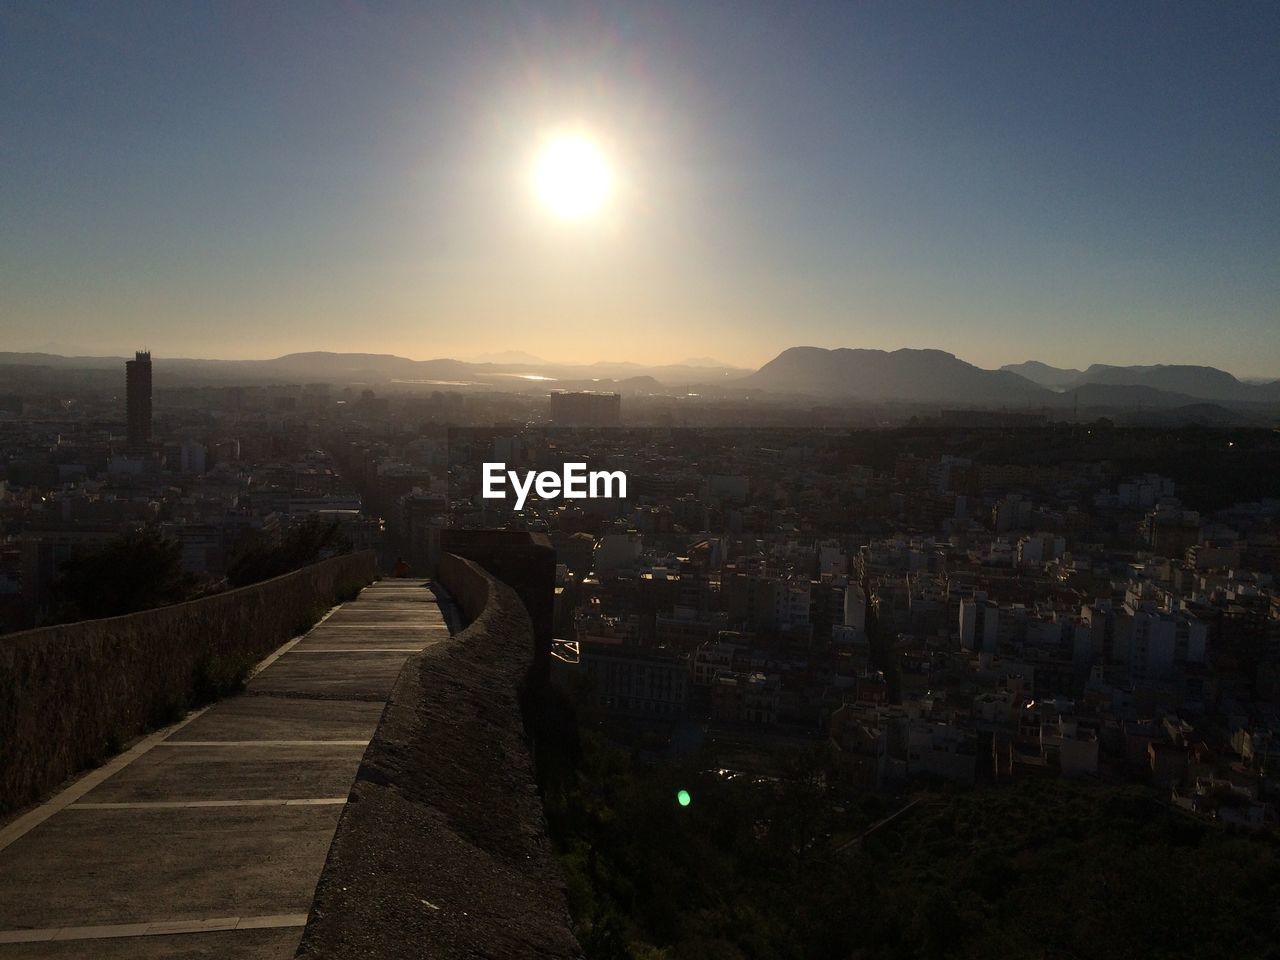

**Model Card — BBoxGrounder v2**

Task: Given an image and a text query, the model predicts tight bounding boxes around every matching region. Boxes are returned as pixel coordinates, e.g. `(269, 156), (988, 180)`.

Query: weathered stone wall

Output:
(440, 529), (557, 686)
(296, 552), (581, 959)
(0, 551), (377, 816)
(435, 550), (491, 625)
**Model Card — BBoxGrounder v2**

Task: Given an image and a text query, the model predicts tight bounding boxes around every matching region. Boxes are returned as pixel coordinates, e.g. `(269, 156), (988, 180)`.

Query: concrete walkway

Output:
(0, 579), (449, 959)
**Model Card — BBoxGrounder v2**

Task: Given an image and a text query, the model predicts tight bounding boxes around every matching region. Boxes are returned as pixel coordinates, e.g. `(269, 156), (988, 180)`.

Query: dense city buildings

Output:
(2, 356), (1279, 833)
(1, 350), (1279, 960)
(549, 389), (621, 427)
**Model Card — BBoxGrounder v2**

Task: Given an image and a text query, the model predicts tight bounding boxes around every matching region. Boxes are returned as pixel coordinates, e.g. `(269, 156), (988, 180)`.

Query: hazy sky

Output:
(3, 2), (1278, 374)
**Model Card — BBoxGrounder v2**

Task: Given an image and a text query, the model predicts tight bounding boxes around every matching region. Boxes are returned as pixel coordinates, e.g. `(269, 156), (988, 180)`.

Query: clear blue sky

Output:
(2, 2), (1277, 374)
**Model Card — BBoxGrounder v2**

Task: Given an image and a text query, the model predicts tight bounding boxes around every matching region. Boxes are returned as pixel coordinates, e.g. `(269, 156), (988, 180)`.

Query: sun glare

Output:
(532, 132), (613, 222)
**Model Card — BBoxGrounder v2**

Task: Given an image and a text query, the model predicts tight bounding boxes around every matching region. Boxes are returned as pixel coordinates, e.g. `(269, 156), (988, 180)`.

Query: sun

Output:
(532, 132), (613, 222)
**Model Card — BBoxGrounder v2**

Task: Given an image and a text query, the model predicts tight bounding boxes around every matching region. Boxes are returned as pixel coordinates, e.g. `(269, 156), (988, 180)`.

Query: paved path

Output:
(0, 579), (449, 959)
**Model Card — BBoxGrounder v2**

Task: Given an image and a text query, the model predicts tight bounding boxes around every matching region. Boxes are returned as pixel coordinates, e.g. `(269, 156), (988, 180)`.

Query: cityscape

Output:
(2, 347), (1279, 955)
(3, 3), (1279, 960)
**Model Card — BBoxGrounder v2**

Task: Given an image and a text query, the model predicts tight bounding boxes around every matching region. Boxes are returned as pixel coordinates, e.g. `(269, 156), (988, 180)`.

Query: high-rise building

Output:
(126, 351), (152, 448)
(959, 595), (998, 652)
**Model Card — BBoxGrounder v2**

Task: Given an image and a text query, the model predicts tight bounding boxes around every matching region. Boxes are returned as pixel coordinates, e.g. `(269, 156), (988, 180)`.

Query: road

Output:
(0, 578), (448, 959)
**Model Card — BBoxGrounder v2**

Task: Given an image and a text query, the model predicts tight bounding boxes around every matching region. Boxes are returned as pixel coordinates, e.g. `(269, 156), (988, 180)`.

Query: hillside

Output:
(742, 347), (1051, 403)
(546, 736), (1280, 960)
(1000, 360), (1084, 388)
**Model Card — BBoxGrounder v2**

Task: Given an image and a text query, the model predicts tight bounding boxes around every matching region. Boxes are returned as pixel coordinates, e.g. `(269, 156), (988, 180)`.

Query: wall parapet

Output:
(296, 549), (581, 959)
(440, 529), (556, 686)
(0, 550), (377, 816)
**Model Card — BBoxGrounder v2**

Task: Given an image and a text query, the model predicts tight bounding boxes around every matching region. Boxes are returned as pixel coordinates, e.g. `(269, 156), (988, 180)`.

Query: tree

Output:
(55, 530), (191, 620)
(226, 517), (351, 587)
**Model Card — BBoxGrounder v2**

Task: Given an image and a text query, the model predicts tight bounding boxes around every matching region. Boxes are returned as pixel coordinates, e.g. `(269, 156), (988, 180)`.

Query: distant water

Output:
(390, 379), (478, 386)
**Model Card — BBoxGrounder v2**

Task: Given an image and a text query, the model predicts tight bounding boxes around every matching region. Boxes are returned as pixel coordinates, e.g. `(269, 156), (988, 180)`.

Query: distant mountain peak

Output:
(1002, 359), (1279, 402)
(743, 346), (1048, 403)
(1000, 360), (1084, 388)
(468, 350), (549, 365)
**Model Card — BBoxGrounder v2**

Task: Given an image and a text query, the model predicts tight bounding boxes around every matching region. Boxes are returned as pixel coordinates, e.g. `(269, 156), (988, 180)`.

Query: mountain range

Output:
(1000, 360), (1280, 403)
(1, 348), (1276, 411)
(0, 351), (746, 396)
(739, 348), (1280, 411)
(741, 347), (1049, 404)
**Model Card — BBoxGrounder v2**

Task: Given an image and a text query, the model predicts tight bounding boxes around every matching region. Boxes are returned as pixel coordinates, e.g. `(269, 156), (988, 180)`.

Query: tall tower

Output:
(125, 351), (153, 448)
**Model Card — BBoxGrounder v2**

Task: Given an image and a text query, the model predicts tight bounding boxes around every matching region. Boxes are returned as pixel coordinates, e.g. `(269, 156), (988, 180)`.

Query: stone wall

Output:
(0, 551), (377, 816)
(440, 529), (557, 686)
(296, 552), (581, 959)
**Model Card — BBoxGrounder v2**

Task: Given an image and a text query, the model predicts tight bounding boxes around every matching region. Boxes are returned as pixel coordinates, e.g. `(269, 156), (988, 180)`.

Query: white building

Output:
(843, 582), (867, 632)
(691, 638), (745, 686)
(1122, 604), (1208, 681)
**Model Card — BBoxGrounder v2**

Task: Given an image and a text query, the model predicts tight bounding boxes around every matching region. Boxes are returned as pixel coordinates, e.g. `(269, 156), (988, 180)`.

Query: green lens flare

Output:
(677, 789), (691, 807)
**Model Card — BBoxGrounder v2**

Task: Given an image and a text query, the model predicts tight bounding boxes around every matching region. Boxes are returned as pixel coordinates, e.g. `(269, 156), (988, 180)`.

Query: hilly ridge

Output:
(742, 347), (1051, 403)
(1000, 360), (1083, 388)
(0, 348), (1276, 411)
(1003, 360), (1280, 403)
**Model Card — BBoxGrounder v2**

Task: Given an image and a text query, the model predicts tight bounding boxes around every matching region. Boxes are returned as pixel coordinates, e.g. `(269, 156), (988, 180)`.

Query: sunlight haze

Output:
(2, 3), (1277, 376)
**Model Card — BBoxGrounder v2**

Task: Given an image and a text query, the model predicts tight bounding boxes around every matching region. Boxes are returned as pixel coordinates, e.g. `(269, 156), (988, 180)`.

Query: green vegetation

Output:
(51, 520), (355, 622)
(190, 651), (255, 706)
(54, 530), (194, 621)
(544, 737), (1280, 959)
(226, 517), (351, 587)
